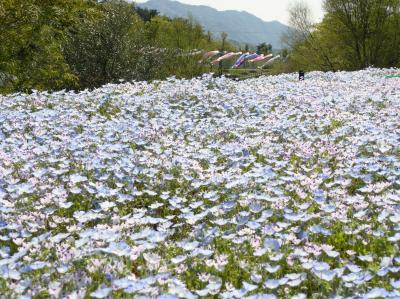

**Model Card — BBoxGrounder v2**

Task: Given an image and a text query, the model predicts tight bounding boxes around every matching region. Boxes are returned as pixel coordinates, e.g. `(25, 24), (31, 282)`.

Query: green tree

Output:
(135, 6), (158, 22)
(64, 0), (153, 88)
(323, 0), (400, 68)
(0, 0), (82, 93)
(220, 32), (228, 51)
(284, 1), (337, 71)
(284, 0), (400, 72)
(0, 0), (237, 93)
(256, 43), (272, 55)
(146, 15), (231, 79)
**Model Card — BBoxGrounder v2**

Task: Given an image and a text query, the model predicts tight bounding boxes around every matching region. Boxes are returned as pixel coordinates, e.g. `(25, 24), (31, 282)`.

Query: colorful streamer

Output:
(259, 55), (281, 69)
(249, 53), (273, 63)
(199, 51), (220, 63)
(211, 52), (242, 65)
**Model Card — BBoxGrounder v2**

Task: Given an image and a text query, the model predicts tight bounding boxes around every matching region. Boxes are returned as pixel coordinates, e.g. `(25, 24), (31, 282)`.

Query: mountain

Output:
(138, 0), (289, 49)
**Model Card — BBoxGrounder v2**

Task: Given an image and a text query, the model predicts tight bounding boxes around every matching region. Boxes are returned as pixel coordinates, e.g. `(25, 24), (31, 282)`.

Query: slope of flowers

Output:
(0, 69), (399, 298)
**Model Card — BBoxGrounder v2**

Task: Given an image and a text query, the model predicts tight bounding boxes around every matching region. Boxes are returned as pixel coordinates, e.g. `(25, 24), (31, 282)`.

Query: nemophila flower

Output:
(90, 286), (112, 298)
(198, 272), (210, 282)
(143, 252), (161, 270)
(213, 254), (229, 271)
(174, 262), (188, 274)
(0, 69), (399, 297)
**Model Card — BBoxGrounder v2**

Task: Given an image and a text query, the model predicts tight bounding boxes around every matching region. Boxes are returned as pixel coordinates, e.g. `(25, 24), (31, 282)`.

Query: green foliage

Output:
(64, 0), (153, 88)
(145, 15), (231, 80)
(285, 0), (400, 72)
(135, 6), (159, 22)
(0, 0), (82, 93)
(256, 42), (272, 55)
(0, 0), (232, 94)
(323, 119), (343, 135)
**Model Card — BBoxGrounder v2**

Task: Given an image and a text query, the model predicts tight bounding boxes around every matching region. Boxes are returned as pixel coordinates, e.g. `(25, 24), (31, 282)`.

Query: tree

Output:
(220, 32), (228, 51)
(257, 43), (272, 55)
(281, 48), (289, 58)
(64, 0), (151, 88)
(0, 0), (236, 93)
(135, 6), (158, 22)
(0, 0), (81, 92)
(284, 0), (400, 72)
(206, 30), (212, 43)
(323, 0), (400, 68)
(284, 0), (337, 71)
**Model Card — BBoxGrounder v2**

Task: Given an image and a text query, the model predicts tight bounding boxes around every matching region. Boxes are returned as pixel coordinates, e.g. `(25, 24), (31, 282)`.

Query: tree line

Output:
(1, 0), (398, 93)
(284, 0), (400, 72)
(0, 0), (233, 93)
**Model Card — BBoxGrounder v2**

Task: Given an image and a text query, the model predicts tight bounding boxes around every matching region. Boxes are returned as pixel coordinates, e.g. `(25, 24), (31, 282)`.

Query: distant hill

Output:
(138, 0), (289, 49)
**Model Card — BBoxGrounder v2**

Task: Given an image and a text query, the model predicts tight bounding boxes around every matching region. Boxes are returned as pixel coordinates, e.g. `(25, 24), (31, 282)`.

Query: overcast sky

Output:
(134, 0), (324, 25)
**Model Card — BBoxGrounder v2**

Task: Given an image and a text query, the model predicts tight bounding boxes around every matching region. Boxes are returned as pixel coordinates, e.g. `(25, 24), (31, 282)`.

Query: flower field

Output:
(0, 69), (399, 298)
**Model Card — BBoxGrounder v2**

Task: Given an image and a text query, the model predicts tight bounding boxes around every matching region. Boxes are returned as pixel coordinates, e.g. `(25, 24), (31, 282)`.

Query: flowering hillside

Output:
(0, 69), (399, 298)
